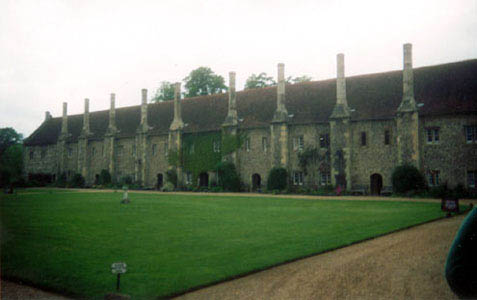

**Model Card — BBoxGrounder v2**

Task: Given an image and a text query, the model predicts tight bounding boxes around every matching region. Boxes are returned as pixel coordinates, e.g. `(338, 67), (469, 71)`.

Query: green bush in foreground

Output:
(216, 161), (241, 192)
(267, 167), (288, 191)
(391, 164), (426, 195)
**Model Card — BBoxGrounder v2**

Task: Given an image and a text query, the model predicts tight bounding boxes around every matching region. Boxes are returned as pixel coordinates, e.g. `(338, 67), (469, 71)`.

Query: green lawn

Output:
(0, 190), (447, 299)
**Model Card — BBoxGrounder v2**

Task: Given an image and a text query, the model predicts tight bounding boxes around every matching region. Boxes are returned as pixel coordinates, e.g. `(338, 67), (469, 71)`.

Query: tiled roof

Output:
(24, 59), (477, 146)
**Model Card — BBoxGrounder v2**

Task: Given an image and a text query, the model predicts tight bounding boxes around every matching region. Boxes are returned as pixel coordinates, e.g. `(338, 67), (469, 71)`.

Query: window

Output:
(426, 128), (440, 144)
(293, 136), (304, 151)
(384, 130), (391, 145)
(152, 144), (157, 155)
(465, 126), (476, 143)
(320, 171), (331, 186)
(101, 146), (104, 157)
(92, 147), (96, 157)
(29, 150), (34, 160)
(427, 170), (440, 186)
(361, 132), (367, 146)
(213, 141), (220, 153)
(186, 172), (192, 185)
(262, 137), (268, 152)
(190, 143), (195, 154)
(41, 149), (46, 159)
(67, 147), (73, 157)
(320, 134), (330, 148)
(245, 138), (251, 152)
(132, 145), (136, 156)
(468, 171), (476, 188)
(164, 142), (168, 157)
(293, 171), (304, 186)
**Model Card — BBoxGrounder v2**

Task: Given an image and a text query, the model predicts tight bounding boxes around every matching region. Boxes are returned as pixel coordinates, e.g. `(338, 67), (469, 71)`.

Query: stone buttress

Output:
(135, 89), (150, 186)
(270, 63), (290, 170)
(57, 102), (70, 178)
(222, 71), (239, 166)
(78, 98), (91, 181)
(329, 54), (352, 191)
(169, 83), (185, 187)
(396, 43), (419, 167)
(105, 93), (118, 182)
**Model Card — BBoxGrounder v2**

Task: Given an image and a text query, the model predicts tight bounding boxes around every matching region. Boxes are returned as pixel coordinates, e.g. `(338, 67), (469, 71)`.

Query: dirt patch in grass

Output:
(176, 213), (466, 300)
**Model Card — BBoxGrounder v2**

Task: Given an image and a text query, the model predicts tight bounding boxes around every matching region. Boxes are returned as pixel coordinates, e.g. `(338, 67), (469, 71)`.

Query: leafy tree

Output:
(391, 164), (426, 194)
(0, 127), (23, 156)
(216, 161), (241, 192)
(245, 73), (276, 89)
(152, 81), (175, 102)
(99, 169), (112, 185)
(291, 75), (312, 83)
(245, 73), (312, 89)
(0, 128), (23, 187)
(267, 167), (288, 191)
(183, 67), (227, 98)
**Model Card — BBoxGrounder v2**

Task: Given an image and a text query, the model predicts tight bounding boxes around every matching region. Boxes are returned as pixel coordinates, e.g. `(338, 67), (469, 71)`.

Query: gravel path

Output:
(176, 214), (465, 300)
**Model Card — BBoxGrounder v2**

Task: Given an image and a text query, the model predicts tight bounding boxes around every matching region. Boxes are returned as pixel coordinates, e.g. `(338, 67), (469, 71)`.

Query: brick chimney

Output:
(330, 53), (351, 119)
(398, 43), (417, 112)
(108, 93), (116, 131)
(44, 111), (52, 122)
(82, 98), (90, 134)
(170, 82), (184, 131)
(272, 63), (288, 122)
(223, 71), (238, 126)
(61, 102), (68, 135)
(140, 89), (149, 131)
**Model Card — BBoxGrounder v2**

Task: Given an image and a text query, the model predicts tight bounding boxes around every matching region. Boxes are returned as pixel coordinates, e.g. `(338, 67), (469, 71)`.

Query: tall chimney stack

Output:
(272, 63), (288, 122)
(44, 111), (52, 122)
(336, 53), (347, 106)
(170, 82), (184, 130)
(140, 89), (148, 129)
(61, 102), (68, 134)
(109, 93), (116, 131)
(330, 53), (351, 119)
(82, 98), (90, 133)
(400, 43), (416, 110)
(223, 71), (238, 126)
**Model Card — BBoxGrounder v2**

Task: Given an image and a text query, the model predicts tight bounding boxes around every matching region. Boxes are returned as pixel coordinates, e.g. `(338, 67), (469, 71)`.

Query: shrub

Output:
(162, 182), (174, 192)
(99, 169), (111, 185)
(216, 161), (241, 192)
(391, 164), (426, 195)
(119, 175), (133, 186)
(56, 172), (67, 188)
(69, 173), (85, 188)
(267, 167), (288, 191)
(166, 169), (178, 188)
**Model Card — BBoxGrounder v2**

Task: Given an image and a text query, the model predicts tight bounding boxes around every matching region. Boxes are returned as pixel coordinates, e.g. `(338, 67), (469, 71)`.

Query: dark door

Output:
(370, 173), (383, 195)
(199, 172), (209, 187)
(157, 173), (163, 189)
(252, 174), (261, 191)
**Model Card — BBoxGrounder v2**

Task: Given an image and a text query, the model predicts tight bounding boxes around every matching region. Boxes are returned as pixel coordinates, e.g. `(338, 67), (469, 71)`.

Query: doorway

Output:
(157, 173), (163, 189)
(370, 173), (383, 195)
(252, 173), (261, 191)
(199, 172), (209, 187)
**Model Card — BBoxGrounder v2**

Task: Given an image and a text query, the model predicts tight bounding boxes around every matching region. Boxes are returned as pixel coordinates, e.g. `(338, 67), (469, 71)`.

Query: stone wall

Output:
(114, 138), (136, 181)
(236, 127), (271, 190)
(420, 114), (477, 188)
(350, 119), (397, 191)
(24, 144), (58, 176)
(146, 135), (170, 188)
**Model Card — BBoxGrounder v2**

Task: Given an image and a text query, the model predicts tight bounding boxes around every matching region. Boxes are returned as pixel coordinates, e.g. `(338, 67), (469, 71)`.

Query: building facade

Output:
(23, 44), (477, 194)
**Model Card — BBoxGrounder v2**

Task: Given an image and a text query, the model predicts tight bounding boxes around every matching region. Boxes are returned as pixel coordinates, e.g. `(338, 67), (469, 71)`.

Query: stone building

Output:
(23, 44), (477, 194)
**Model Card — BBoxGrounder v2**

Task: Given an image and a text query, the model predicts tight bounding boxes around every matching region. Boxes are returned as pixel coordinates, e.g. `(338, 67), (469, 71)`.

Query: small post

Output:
(121, 186), (130, 204)
(117, 273), (121, 291)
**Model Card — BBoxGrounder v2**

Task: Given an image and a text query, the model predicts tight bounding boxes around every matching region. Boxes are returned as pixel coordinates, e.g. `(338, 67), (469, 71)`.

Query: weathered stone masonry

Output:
(24, 44), (477, 194)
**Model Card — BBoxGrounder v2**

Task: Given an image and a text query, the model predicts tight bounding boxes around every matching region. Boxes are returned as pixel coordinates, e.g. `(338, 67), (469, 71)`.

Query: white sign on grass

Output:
(111, 262), (127, 274)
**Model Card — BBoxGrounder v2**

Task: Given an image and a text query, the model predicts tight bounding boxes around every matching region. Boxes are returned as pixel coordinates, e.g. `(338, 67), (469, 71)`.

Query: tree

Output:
(245, 73), (276, 89)
(183, 67), (227, 98)
(391, 164), (426, 194)
(216, 161), (241, 192)
(291, 75), (312, 83)
(151, 81), (175, 102)
(267, 167), (288, 191)
(0, 127), (23, 156)
(0, 143), (23, 187)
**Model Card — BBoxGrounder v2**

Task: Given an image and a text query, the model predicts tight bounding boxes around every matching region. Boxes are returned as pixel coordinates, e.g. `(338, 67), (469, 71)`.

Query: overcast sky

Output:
(1, 0), (476, 137)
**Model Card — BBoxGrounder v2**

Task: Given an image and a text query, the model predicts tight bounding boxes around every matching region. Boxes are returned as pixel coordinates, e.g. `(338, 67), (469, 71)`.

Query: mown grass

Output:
(0, 190), (448, 298)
